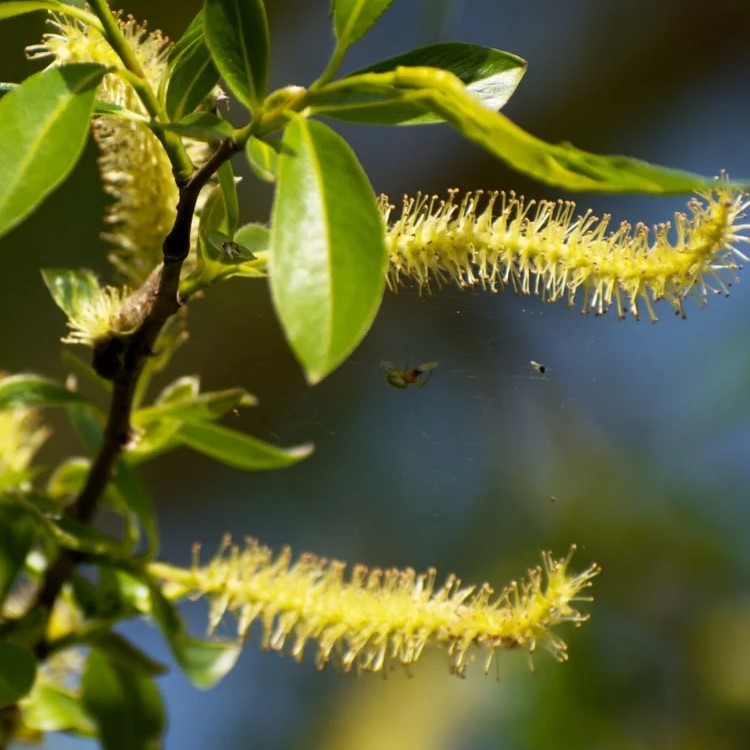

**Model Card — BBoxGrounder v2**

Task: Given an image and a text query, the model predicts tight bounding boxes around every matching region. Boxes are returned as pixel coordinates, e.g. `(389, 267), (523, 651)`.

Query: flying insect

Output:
(380, 361), (439, 389)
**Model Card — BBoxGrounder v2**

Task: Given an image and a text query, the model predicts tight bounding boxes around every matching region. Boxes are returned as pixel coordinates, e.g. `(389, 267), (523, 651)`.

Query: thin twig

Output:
(32, 137), (240, 656)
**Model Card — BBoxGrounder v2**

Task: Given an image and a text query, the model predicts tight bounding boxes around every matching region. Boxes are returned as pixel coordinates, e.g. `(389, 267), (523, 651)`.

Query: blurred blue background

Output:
(3, 1), (750, 748)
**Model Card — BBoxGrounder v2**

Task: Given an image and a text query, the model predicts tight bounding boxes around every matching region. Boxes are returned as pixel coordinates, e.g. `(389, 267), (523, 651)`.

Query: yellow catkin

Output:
(382, 185), (750, 321)
(27, 13), (209, 285)
(153, 538), (600, 676)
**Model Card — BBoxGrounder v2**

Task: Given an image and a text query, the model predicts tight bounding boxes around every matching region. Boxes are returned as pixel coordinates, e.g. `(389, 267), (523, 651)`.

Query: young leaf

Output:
(0, 642), (36, 708)
(157, 111), (233, 140)
(0, 373), (87, 410)
(390, 66), (736, 193)
(21, 682), (96, 736)
(0, 64), (106, 239)
(270, 117), (386, 383)
(203, 0), (270, 111)
(333, 0), (396, 45)
(316, 42), (527, 125)
(176, 421), (313, 470)
(0, 505), (35, 605)
(148, 584), (241, 689)
(165, 11), (220, 120)
(134, 387), (256, 426)
(82, 649), (165, 750)
(0, 1), (65, 20)
(41, 268), (100, 320)
(246, 136), (278, 182)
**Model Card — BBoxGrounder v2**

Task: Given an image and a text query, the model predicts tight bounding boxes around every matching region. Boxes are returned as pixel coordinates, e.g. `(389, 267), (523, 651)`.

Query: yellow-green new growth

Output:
(27, 13), (209, 284)
(382, 185), (750, 321)
(152, 538), (599, 676)
(0, 406), (49, 490)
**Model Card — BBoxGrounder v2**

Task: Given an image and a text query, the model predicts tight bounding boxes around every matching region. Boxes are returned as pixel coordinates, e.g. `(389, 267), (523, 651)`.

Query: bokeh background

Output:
(3, 1), (750, 748)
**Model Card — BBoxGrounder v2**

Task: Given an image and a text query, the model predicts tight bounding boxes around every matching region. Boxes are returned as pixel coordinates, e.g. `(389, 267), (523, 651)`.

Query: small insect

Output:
(530, 360), (547, 376)
(380, 360), (439, 389)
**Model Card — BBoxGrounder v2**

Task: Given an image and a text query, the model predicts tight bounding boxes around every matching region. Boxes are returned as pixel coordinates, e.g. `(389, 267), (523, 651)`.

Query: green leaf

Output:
(234, 222), (270, 255)
(82, 649), (165, 750)
(85, 632), (167, 676)
(41, 267), (99, 320)
(176, 421), (313, 470)
(148, 584), (241, 689)
(388, 66), (737, 193)
(165, 11), (220, 120)
(217, 160), (239, 235)
(246, 136), (278, 182)
(112, 462), (158, 556)
(0, 504), (35, 605)
(317, 42), (527, 125)
(157, 111), (233, 140)
(0, 64), (106, 239)
(333, 0), (395, 45)
(203, 0), (270, 111)
(134, 387), (256, 426)
(22, 682), (95, 736)
(270, 117), (386, 383)
(0, 373), (87, 410)
(0, 641), (36, 708)
(0, 1), (65, 20)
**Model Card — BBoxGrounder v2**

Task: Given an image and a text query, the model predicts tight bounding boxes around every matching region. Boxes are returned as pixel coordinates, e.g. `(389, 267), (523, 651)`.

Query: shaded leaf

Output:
(148, 584), (241, 689)
(0, 504), (35, 605)
(270, 117), (386, 382)
(0, 64), (105, 238)
(82, 649), (165, 750)
(246, 136), (278, 182)
(0, 641), (36, 708)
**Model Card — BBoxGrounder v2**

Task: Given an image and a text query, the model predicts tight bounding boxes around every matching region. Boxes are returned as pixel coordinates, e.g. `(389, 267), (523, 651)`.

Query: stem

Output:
(310, 41), (350, 89)
(87, 0), (194, 182)
(31, 137), (239, 657)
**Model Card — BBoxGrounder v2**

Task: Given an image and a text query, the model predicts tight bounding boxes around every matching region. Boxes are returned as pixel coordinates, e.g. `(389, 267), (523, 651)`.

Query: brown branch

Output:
(32, 137), (240, 655)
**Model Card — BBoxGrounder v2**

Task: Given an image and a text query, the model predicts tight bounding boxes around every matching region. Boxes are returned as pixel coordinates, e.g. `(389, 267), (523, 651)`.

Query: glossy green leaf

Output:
(112, 462), (158, 556)
(246, 136), (278, 182)
(0, 641), (36, 708)
(41, 267), (99, 320)
(317, 42), (526, 124)
(82, 649), (165, 750)
(165, 11), (220, 120)
(0, 64), (105, 239)
(0, 505), (35, 605)
(85, 632), (167, 676)
(0, 1), (64, 20)
(158, 111), (233, 140)
(148, 584), (241, 689)
(234, 222), (270, 254)
(203, 0), (270, 111)
(49, 517), (127, 557)
(270, 117), (386, 383)
(333, 0), (395, 45)
(217, 160), (239, 234)
(134, 387), (256, 426)
(22, 682), (96, 736)
(0, 373), (86, 410)
(385, 66), (738, 193)
(177, 421), (313, 470)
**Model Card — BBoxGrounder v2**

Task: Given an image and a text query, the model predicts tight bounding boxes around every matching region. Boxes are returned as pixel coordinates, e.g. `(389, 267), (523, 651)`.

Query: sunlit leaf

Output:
(333, 0), (396, 45)
(203, 0), (269, 111)
(0, 1), (65, 20)
(22, 682), (95, 736)
(165, 10), (220, 120)
(246, 136), (278, 182)
(318, 42), (526, 124)
(0, 373), (86, 410)
(176, 421), (313, 470)
(270, 117), (386, 382)
(0, 64), (105, 238)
